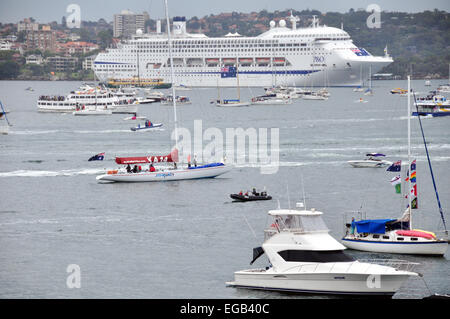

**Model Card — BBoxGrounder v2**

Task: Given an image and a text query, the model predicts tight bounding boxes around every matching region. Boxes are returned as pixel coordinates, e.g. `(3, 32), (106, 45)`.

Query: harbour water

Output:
(0, 80), (448, 298)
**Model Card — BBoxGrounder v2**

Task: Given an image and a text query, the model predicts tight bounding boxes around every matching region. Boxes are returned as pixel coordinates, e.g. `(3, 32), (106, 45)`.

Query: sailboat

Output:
(96, 0), (231, 183)
(342, 76), (448, 255)
(216, 62), (250, 107)
(302, 61), (328, 100)
(0, 100), (11, 135)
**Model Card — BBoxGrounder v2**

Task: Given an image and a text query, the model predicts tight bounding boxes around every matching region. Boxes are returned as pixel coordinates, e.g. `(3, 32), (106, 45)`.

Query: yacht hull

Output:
(229, 271), (411, 295)
(341, 238), (448, 256)
(96, 165), (231, 182)
(347, 160), (392, 168)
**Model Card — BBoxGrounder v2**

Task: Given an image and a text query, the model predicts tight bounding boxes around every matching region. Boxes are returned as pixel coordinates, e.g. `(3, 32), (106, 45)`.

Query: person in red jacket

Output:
(149, 164), (156, 172)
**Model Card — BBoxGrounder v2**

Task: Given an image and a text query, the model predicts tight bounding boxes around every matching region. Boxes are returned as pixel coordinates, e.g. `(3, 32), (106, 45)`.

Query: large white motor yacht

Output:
(227, 204), (418, 296)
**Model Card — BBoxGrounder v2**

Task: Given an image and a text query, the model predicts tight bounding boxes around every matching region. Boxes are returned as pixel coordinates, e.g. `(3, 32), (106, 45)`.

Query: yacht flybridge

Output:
(227, 204), (418, 296)
(94, 13), (392, 88)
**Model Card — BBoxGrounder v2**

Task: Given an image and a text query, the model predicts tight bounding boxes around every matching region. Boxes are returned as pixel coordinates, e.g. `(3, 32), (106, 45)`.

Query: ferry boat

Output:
(37, 86), (139, 114)
(94, 14), (392, 88)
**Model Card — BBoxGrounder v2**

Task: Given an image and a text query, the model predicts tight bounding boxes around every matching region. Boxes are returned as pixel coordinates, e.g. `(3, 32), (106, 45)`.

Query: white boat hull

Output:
(96, 165), (231, 182)
(229, 267), (414, 295)
(341, 238), (448, 256)
(302, 95), (328, 100)
(73, 110), (112, 116)
(348, 160), (392, 168)
(251, 99), (292, 105)
(216, 102), (250, 107)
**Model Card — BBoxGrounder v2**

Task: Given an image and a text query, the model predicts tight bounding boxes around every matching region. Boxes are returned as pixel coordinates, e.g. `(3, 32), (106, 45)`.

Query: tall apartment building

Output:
(17, 18), (39, 32)
(113, 10), (149, 38)
(25, 27), (56, 52)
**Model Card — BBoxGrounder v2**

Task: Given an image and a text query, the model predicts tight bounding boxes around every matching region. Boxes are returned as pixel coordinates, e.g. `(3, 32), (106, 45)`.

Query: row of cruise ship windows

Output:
(128, 47), (329, 53)
(133, 43), (306, 49)
(274, 34), (349, 38)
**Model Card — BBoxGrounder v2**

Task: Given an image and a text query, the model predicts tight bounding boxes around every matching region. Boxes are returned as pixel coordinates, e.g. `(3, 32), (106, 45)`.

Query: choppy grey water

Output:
(0, 80), (448, 299)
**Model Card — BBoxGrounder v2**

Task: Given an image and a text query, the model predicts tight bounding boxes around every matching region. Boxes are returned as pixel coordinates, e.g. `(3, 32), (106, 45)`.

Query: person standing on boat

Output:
(350, 217), (356, 237)
(126, 164), (132, 173)
(149, 164), (155, 172)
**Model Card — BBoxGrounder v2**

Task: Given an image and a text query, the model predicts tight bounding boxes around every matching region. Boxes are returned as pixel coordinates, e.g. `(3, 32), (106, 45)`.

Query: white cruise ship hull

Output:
(96, 165), (231, 182)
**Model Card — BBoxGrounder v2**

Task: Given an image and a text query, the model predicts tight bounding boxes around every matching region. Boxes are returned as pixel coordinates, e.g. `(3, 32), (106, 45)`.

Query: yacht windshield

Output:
(269, 214), (328, 232)
(278, 250), (354, 263)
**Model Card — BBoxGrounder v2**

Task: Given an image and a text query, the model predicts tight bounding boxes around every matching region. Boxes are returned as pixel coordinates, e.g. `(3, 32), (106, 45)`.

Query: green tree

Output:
(0, 61), (20, 79)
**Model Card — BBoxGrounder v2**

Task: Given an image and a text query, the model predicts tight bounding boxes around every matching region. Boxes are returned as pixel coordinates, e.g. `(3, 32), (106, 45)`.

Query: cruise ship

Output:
(94, 13), (393, 87)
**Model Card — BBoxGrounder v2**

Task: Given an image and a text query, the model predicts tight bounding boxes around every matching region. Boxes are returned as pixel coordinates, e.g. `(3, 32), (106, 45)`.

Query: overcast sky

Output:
(0, 0), (448, 23)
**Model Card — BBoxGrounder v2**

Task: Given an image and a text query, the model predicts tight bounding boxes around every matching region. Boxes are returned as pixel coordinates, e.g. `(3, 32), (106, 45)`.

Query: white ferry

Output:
(94, 13), (393, 88)
(37, 86), (139, 114)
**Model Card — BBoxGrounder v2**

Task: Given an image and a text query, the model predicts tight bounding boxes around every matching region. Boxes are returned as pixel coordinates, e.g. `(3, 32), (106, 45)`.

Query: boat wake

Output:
(0, 168), (106, 178)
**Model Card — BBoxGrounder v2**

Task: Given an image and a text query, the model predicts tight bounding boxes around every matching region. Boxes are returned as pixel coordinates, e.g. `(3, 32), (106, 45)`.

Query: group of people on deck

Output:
(239, 188), (268, 197)
(126, 164), (156, 173)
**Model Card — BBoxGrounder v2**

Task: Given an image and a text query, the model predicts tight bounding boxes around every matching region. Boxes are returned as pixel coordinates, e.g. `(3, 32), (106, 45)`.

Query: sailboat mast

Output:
(236, 58), (240, 101)
(137, 51), (140, 86)
(407, 75), (412, 229)
(164, 0), (178, 150)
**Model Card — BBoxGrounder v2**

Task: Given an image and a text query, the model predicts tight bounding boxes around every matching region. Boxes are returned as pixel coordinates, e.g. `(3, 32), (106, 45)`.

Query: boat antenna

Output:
(164, 0), (179, 153)
(412, 90), (448, 235)
(300, 173), (307, 210)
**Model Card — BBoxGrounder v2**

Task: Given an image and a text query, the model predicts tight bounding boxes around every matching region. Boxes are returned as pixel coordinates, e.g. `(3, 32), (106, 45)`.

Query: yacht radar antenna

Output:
(311, 15), (319, 28)
(289, 11), (300, 30)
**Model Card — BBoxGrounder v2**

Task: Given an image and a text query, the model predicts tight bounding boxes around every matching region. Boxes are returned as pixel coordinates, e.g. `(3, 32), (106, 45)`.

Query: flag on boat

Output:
(405, 160), (417, 182)
(405, 159), (418, 209)
(390, 175), (402, 194)
(386, 160), (402, 172)
(88, 152), (105, 161)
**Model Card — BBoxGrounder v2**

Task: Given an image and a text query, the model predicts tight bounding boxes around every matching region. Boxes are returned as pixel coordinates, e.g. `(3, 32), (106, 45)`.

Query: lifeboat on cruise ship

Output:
(206, 58), (220, 65)
(223, 58), (237, 65)
(273, 57), (286, 65)
(239, 58), (253, 65)
(256, 57), (270, 65)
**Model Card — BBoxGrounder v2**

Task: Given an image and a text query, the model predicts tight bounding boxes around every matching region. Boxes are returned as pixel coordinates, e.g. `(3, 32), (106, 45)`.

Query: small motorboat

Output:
(348, 153), (392, 168)
(390, 88), (408, 95)
(136, 97), (156, 104)
(131, 121), (163, 131)
(230, 189), (272, 202)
